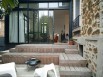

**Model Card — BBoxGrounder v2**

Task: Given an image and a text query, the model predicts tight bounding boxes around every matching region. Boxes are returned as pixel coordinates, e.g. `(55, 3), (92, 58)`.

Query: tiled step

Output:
(9, 48), (16, 52)
(59, 66), (91, 77)
(2, 53), (60, 64)
(59, 53), (87, 66)
(65, 49), (79, 54)
(9, 44), (69, 53)
(68, 45), (78, 49)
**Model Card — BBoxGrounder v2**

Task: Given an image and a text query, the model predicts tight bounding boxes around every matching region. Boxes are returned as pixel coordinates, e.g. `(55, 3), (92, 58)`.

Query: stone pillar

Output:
(97, 1), (103, 77)
(97, 39), (103, 77)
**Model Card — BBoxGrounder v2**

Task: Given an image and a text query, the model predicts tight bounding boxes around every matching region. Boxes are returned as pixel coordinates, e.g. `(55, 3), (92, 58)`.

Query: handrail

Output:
(72, 15), (80, 30)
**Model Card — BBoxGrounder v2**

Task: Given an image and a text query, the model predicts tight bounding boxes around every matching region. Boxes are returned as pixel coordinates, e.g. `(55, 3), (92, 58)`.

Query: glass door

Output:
(28, 10), (54, 43)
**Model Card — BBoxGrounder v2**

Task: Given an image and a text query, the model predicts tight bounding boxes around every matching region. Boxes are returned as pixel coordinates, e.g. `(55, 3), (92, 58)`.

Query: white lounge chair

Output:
(34, 63), (58, 77)
(0, 62), (17, 77)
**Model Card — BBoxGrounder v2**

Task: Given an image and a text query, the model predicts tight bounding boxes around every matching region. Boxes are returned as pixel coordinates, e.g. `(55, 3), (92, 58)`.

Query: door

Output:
(28, 10), (54, 43)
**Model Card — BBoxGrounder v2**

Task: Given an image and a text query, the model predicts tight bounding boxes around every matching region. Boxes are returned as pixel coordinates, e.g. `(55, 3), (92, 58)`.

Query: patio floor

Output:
(16, 64), (60, 77)
(0, 44), (92, 77)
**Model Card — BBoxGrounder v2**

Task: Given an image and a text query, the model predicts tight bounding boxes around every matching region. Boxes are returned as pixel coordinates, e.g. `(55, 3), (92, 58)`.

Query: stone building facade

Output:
(80, 0), (103, 77)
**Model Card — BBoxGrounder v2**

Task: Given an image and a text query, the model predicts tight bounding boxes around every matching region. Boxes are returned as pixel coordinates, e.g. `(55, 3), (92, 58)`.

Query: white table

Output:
(0, 62), (17, 77)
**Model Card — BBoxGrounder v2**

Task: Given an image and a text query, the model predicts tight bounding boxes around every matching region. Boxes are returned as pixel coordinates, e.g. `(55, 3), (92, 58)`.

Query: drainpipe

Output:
(69, 0), (73, 39)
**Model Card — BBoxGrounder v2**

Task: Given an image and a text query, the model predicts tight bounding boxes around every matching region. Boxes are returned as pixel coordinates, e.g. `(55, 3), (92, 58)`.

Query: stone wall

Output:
(84, 40), (98, 77)
(81, 0), (101, 36)
(81, 0), (103, 77)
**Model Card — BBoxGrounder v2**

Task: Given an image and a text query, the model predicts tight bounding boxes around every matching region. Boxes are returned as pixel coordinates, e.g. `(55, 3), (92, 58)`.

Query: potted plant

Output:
(68, 38), (74, 45)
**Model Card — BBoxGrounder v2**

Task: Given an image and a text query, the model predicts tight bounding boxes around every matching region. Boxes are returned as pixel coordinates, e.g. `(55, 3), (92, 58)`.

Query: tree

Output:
(0, 0), (18, 18)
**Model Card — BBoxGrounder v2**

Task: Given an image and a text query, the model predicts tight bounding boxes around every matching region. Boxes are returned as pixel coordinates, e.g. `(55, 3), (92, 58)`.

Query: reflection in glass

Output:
(9, 2), (69, 44)
(48, 11), (54, 42)
(19, 3), (27, 8)
(19, 2), (69, 9)
(49, 3), (58, 8)
(39, 3), (48, 8)
(33, 11), (39, 43)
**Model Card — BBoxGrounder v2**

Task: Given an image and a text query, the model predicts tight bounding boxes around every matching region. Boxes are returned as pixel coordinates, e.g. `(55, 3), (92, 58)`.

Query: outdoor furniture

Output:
(34, 63), (58, 77)
(25, 58), (41, 69)
(0, 62), (17, 77)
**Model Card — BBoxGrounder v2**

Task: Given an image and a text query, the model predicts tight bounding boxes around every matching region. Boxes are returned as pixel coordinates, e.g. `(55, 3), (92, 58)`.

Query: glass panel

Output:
(62, 2), (69, 7)
(19, 11), (27, 43)
(29, 11), (34, 43)
(33, 11), (39, 43)
(19, 3), (69, 9)
(39, 3), (48, 8)
(59, 2), (62, 6)
(49, 3), (58, 8)
(29, 3), (39, 9)
(19, 11), (25, 43)
(24, 16), (27, 43)
(48, 11), (54, 42)
(19, 3), (27, 8)
(75, 0), (80, 17)
(39, 10), (48, 43)
(44, 25), (47, 33)
(9, 12), (18, 43)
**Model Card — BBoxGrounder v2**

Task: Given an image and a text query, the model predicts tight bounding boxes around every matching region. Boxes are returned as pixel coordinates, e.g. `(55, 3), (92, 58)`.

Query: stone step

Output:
(65, 49), (79, 54)
(9, 48), (16, 52)
(68, 45), (78, 49)
(2, 53), (60, 64)
(60, 66), (91, 77)
(59, 54), (87, 67)
(10, 44), (69, 53)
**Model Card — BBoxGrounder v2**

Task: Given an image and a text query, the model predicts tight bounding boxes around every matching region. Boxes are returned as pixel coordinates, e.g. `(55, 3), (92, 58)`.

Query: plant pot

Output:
(69, 41), (74, 45)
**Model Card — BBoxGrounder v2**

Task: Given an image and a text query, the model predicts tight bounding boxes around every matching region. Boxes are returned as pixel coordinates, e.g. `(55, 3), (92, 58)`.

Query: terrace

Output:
(0, 44), (91, 77)
(0, 0), (103, 77)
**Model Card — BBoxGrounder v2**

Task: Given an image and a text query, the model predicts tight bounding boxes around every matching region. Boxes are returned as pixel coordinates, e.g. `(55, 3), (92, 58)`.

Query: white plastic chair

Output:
(0, 62), (17, 77)
(34, 63), (58, 77)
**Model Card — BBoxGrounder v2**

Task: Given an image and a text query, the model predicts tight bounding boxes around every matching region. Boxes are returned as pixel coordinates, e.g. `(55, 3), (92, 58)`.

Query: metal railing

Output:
(72, 15), (80, 30)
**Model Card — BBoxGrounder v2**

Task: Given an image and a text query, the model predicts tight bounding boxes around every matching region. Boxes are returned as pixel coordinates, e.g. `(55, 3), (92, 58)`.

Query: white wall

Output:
(54, 10), (69, 41)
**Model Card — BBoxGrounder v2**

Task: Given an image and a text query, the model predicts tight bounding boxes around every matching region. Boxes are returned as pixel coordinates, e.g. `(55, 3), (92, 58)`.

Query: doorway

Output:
(9, 2), (69, 44)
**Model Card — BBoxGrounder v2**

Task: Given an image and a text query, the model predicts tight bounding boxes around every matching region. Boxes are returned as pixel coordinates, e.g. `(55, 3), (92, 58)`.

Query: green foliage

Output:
(0, 0), (18, 14)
